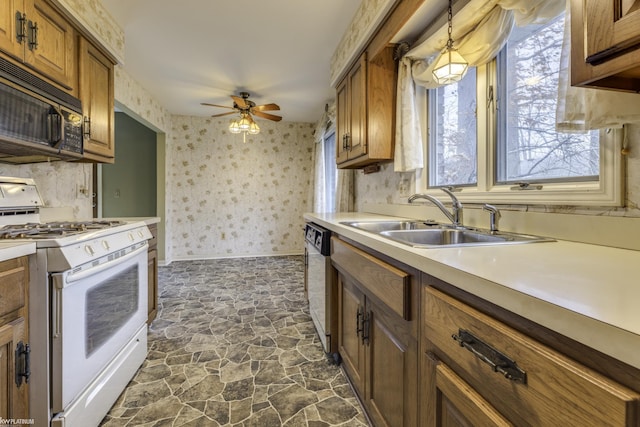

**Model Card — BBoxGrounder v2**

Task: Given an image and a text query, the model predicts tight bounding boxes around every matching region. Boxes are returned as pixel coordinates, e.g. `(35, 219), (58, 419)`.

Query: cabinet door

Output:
(366, 300), (414, 427)
(24, 0), (76, 89)
(0, 0), (26, 60)
(347, 53), (367, 159)
(336, 77), (349, 164)
(337, 274), (366, 395)
(79, 37), (114, 162)
(424, 353), (511, 427)
(0, 318), (28, 420)
(584, 0), (640, 64)
(147, 248), (158, 324)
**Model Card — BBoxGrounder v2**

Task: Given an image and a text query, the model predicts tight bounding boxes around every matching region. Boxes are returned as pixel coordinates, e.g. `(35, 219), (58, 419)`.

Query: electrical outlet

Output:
(398, 178), (410, 196)
(77, 184), (89, 198)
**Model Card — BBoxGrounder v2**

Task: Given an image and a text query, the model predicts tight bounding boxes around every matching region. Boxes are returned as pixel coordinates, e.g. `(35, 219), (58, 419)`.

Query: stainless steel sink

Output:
(381, 228), (553, 248)
(341, 220), (553, 248)
(339, 220), (437, 233)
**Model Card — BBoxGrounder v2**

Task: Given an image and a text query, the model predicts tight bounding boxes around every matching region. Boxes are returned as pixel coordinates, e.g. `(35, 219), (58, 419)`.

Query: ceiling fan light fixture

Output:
(229, 118), (242, 134)
(238, 114), (252, 131)
(432, 0), (468, 85)
(248, 121), (260, 135)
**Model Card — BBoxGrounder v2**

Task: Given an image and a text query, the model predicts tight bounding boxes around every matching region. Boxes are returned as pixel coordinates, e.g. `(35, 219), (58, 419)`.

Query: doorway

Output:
(100, 112), (157, 218)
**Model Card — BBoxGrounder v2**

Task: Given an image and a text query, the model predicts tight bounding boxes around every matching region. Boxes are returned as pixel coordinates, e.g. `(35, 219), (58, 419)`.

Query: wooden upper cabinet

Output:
(336, 46), (397, 169)
(584, 0), (640, 64)
(24, 0), (76, 89)
(0, 0), (26, 59)
(0, 0), (76, 91)
(336, 52), (367, 166)
(571, 0), (640, 91)
(78, 37), (115, 163)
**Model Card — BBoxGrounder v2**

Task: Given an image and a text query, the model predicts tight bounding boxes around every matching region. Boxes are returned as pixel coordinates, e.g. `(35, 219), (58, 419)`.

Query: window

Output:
(422, 12), (623, 206)
(322, 130), (337, 212)
(428, 68), (477, 187)
(496, 16), (599, 184)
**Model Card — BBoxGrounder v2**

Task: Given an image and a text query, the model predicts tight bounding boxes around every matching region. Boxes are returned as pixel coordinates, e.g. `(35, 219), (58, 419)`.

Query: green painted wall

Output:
(102, 112), (157, 217)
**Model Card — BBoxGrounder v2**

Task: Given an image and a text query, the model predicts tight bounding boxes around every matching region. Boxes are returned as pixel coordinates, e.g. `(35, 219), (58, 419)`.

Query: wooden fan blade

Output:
(252, 110), (282, 122)
(252, 103), (280, 112)
(201, 102), (234, 109)
(231, 95), (247, 108)
(210, 111), (236, 118)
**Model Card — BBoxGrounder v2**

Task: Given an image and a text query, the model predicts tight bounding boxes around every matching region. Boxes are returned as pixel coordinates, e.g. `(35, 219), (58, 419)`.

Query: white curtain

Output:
(394, 0), (569, 172)
(335, 170), (355, 212)
(556, 1), (640, 131)
(310, 104), (334, 213)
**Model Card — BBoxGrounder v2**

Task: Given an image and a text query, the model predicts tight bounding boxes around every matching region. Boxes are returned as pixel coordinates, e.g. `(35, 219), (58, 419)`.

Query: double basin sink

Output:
(340, 220), (554, 248)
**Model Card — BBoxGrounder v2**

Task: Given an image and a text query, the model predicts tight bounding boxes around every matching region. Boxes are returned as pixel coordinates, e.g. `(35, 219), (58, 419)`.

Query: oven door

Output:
(50, 242), (148, 412)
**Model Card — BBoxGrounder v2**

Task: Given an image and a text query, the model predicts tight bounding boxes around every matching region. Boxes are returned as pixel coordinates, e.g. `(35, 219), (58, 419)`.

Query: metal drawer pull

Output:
(452, 329), (527, 384)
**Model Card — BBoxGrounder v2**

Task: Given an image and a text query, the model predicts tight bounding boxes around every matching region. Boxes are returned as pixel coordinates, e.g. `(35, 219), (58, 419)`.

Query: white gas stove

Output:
(0, 176), (151, 427)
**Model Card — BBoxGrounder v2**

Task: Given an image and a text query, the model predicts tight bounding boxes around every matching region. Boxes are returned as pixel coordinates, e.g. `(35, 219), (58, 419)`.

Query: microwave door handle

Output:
(48, 105), (65, 150)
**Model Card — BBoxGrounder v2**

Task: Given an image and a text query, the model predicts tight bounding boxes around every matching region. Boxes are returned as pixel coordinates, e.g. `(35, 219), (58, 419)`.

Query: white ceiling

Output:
(101, 0), (362, 123)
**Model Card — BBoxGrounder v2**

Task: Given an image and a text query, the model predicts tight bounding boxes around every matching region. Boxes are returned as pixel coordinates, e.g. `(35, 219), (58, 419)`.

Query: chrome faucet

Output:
(408, 188), (464, 228)
(482, 204), (501, 232)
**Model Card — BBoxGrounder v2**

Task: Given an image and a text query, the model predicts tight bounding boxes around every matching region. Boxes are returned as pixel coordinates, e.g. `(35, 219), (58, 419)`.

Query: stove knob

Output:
(128, 232), (134, 242)
(137, 230), (144, 238)
(102, 240), (110, 250)
(84, 245), (95, 256)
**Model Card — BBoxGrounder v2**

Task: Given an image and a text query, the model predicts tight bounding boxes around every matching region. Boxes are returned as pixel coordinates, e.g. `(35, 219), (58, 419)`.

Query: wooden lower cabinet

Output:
(423, 352), (511, 427)
(333, 237), (418, 427)
(422, 285), (640, 427)
(0, 257), (29, 420)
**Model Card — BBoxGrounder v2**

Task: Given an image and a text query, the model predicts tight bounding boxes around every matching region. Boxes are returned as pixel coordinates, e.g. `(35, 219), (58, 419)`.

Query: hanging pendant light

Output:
(432, 0), (468, 85)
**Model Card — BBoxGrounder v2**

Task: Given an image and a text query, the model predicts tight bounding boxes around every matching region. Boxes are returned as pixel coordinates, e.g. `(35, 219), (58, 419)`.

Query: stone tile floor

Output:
(101, 256), (368, 426)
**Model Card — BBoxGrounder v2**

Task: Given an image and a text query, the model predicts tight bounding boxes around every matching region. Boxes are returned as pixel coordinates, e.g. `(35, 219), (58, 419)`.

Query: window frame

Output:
(418, 49), (625, 207)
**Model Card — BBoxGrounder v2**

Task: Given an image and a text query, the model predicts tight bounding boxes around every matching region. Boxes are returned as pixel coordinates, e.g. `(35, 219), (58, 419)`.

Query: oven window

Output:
(85, 265), (139, 357)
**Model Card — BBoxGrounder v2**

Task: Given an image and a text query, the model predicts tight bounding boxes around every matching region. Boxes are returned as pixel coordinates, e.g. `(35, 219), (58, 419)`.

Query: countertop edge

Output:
(305, 212), (640, 370)
(0, 242), (37, 263)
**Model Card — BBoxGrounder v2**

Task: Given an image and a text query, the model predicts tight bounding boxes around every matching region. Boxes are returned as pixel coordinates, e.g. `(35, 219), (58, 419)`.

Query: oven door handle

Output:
(63, 243), (148, 285)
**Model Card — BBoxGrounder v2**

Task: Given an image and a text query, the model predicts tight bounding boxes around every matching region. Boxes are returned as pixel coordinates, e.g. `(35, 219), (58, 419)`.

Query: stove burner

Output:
(0, 220), (128, 239)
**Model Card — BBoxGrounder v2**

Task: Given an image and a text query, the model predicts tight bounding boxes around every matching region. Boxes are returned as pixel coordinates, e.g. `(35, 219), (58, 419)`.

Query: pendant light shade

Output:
(432, 0), (468, 85)
(432, 47), (468, 84)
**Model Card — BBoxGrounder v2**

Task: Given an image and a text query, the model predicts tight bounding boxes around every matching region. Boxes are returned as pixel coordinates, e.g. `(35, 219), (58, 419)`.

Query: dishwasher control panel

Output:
(304, 223), (331, 256)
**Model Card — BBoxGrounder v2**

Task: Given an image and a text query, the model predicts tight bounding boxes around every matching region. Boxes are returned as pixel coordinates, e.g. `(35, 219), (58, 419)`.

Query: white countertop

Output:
(0, 242), (36, 263)
(305, 211), (640, 370)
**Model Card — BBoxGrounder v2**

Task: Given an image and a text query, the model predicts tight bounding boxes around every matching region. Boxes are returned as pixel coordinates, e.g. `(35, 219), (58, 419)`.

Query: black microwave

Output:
(0, 57), (83, 163)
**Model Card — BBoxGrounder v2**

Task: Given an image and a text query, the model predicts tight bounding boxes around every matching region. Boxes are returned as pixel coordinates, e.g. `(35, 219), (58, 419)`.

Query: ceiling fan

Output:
(201, 91), (282, 122)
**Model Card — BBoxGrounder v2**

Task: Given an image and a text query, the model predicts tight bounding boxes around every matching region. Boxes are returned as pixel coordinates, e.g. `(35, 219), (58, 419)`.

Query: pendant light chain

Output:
(447, 0), (454, 50)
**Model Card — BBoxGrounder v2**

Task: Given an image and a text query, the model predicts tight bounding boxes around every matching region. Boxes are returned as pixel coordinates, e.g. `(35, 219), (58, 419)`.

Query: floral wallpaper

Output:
(168, 117), (315, 259)
(53, 0), (124, 62)
(330, 0), (396, 86)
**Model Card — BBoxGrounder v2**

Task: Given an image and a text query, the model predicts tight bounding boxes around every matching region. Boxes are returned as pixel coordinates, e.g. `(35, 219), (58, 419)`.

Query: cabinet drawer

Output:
(424, 287), (640, 426)
(0, 257), (28, 319)
(331, 237), (409, 319)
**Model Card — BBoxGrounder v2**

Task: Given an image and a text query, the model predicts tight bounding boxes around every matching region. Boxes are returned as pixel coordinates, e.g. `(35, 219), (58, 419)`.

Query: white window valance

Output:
(394, 0), (640, 172)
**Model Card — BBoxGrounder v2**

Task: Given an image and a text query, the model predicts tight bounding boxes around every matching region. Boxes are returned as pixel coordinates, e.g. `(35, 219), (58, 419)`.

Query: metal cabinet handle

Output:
(15, 341), (31, 387)
(345, 133), (351, 151)
(361, 311), (370, 345)
(356, 306), (363, 336)
(452, 328), (527, 384)
(83, 116), (92, 140)
(28, 20), (38, 50)
(15, 12), (27, 44)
